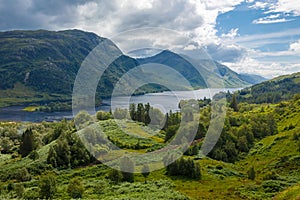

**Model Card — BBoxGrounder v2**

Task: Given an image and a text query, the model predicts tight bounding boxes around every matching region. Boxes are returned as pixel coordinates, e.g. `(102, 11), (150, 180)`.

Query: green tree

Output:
(0, 137), (13, 154)
(230, 94), (239, 112)
(14, 183), (25, 198)
(96, 111), (112, 121)
(19, 128), (36, 157)
(39, 174), (57, 199)
(136, 103), (145, 122)
(129, 103), (136, 121)
(120, 156), (135, 182)
(107, 169), (123, 184)
(248, 166), (256, 180)
(141, 165), (150, 183)
(67, 178), (84, 199)
(47, 146), (58, 168)
(144, 103), (151, 125)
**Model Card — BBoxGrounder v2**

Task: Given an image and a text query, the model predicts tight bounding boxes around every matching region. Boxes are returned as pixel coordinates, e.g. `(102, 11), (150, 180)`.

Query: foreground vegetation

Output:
(0, 92), (299, 199)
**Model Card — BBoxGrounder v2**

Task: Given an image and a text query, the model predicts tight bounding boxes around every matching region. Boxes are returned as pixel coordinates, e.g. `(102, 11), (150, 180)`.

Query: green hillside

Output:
(0, 91), (299, 199)
(0, 30), (261, 109)
(236, 72), (300, 104)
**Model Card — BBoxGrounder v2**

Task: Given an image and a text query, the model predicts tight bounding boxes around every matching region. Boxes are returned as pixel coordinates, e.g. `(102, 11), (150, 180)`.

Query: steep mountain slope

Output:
(238, 73), (267, 84)
(137, 50), (251, 88)
(0, 30), (262, 108)
(0, 30), (141, 106)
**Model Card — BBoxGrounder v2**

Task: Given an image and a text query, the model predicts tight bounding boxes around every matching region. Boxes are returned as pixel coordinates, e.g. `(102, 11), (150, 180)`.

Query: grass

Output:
(22, 106), (39, 112)
(0, 82), (70, 108)
(274, 183), (300, 200)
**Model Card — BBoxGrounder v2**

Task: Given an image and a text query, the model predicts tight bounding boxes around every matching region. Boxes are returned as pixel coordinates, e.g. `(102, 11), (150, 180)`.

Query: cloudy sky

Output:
(1, 0), (300, 78)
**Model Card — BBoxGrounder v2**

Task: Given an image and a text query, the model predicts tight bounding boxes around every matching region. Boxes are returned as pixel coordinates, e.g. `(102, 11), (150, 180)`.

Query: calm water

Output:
(0, 88), (237, 122)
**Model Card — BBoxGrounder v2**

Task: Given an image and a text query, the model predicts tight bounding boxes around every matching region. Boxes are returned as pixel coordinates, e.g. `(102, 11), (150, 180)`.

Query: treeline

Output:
(208, 111), (277, 162)
(232, 72), (300, 104)
(165, 156), (201, 180)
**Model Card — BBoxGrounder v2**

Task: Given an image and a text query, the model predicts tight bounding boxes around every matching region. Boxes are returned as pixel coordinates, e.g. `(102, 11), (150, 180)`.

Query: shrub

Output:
(67, 178), (84, 199)
(247, 166), (255, 180)
(39, 174), (57, 199)
(120, 156), (135, 182)
(14, 167), (31, 182)
(28, 150), (39, 160)
(107, 169), (123, 184)
(14, 183), (24, 198)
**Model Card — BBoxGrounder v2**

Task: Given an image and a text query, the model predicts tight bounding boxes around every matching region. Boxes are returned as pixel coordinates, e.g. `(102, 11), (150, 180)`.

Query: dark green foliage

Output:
(184, 144), (199, 156)
(209, 112), (277, 163)
(14, 167), (31, 182)
(236, 72), (300, 104)
(14, 183), (25, 198)
(19, 128), (36, 157)
(167, 157), (201, 180)
(247, 166), (255, 180)
(47, 131), (92, 168)
(0, 137), (14, 154)
(39, 174), (57, 199)
(230, 94), (239, 112)
(120, 156), (135, 182)
(28, 150), (39, 160)
(96, 111), (112, 121)
(141, 165), (150, 183)
(67, 178), (84, 199)
(129, 103), (164, 126)
(107, 169), (123, 184)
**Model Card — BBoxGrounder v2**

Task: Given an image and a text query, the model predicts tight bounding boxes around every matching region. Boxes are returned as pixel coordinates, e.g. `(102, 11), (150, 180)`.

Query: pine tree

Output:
(19, 128), (36, 157)
(230, 94), (239, 112)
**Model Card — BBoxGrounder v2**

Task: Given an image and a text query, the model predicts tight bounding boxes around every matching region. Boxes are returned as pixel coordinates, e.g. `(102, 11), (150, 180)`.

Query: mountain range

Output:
(0, 29), (266, 107)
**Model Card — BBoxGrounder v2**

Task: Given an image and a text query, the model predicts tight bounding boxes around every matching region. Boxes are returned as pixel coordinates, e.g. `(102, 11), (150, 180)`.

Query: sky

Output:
(0, 0), (300, 78)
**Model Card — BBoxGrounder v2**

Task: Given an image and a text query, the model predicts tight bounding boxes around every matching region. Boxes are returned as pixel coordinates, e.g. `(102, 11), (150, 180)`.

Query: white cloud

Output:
(290, 39), (300, 52)
(235, 28), (300, 44)
(252, 13), (294, 24)
(270, 0), (300, 16)
(221, 28), (239, 39)
(250, 0), (300, 16)
(224, 57), (300, 78)
(249, 1), (270, 10)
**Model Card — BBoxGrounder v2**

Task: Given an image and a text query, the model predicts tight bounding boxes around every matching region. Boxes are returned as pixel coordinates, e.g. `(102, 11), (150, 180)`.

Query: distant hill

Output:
(0, 30), (262, 107)
(238, 73), (267, 84)
(137, 50), (253, 88)
(236, 72), (300, 103)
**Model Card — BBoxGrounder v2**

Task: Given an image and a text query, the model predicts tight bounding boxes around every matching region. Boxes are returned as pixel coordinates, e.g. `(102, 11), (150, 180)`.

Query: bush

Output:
(247, 166), (255, 180)
(14, 168), (31, 182)
(96, 111), (112, 121)
(39, 174), (57, 199)
(28, 150), (39, 160)
(67, 178), (84, 199)
(107, 169), (123, 184)
(167, 157), (201, 180)
(120, 156), (135, 182)
(14, 183), (24, 198)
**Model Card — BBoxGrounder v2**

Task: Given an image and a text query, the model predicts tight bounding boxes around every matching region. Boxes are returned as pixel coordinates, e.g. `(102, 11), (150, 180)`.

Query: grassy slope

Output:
(0, 101), (300, 199)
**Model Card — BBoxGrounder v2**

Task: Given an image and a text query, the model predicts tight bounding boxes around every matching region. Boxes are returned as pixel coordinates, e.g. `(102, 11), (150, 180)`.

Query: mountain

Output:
(0, 30), (261, 107)
(238, 73), (267, 84)
(236, 72), (300, 103)
(0, 29), (142, 107)
(137, 50), (252, 88)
